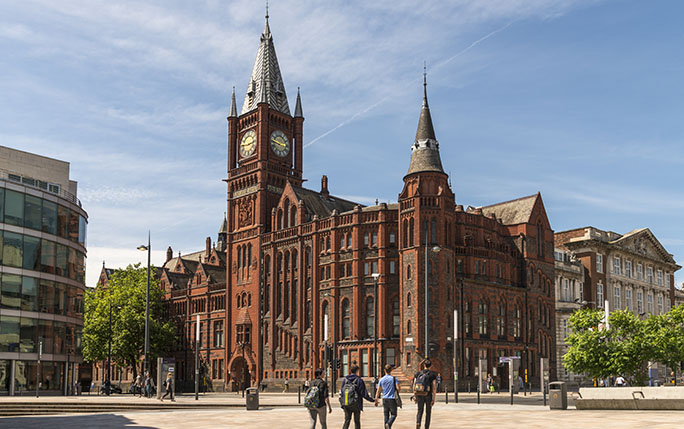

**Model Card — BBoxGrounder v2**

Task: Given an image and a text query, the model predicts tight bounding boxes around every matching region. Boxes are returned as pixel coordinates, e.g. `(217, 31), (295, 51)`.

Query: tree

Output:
(646, 304), (684, 377)
(564, 308), (650, 385)
(83, 264), (176, 379)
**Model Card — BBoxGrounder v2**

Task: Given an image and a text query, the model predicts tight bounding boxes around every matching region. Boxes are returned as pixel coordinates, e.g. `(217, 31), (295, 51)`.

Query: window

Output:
(657, 270), (663, 286)
(596, 254), (603, 273)
(407, 319), (412, 335)
(625, 260), (632, 278)
(389, 231), (396, 245)
(497, 302), (506, 336)
(636, 290), (644, 314)
(481, 261), (486, 275)
(236, 325), (251, 344)
(563, 319), (568, 339)
(407, 265), (412, 279)
(464, 300), (471, 335)
(342, 300), (350, 339)
(366, 297), (375, 338)
(625, 289), (632, 311)
(457, 260), (463, 273)
(346, 263), (352, 277)
(597, 282), (604, 307)
(579, 282), (584, 302)
(407, 292), (412, 308)
(342, 352), (349, 376)
(563, 279), (570, 302)
(386, 348), (396, 366)
(647, 267), (654, 283)
(402, 220), (408, 248)
(614, 285), (621, 310)
(430, 219), (437, 244)
(392, 297), (400, 337)
(340, 235), (346, 249)
(657, 295), (664, 314)
(475, 261), (479, 274)
(389, 260), (396, 274)
(364, 262), (369, 276)
(371, 261), (378, 275)
(647, 293), (654, 314)
(513, 306), (521, 338)
(371, 232), (378, 247)
(637, 263), (643, 280)
(409, 218), (414, 247)
(478, 300), (488, 335)
(214, 320), (224, 347)
(364, 233), (369, 247)
(346, 234), (352, 248)
(666, 273), (671, 288)
(613, 257), (621, 275)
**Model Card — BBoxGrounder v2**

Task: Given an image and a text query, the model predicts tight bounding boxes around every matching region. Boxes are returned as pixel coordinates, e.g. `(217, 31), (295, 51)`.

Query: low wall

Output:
(574, 386), (684, 410)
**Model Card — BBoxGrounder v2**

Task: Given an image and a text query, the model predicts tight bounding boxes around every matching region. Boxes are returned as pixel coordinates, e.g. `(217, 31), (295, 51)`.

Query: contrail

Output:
(304, 20), (517, 148)
(304, 96), (388, 147)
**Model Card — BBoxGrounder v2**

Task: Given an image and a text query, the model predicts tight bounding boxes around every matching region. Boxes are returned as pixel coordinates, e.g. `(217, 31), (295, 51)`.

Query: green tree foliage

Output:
(83, 264), (176, 378)
(564, 308), (651, 385)
(646, 304), (684, 375)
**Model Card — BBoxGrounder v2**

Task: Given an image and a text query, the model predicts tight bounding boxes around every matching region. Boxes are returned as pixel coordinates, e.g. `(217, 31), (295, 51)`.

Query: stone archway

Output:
(229, 357), (251, 392)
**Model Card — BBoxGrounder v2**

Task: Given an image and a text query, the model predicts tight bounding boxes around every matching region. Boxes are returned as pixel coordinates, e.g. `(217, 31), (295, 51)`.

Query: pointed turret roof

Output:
(294, 87), (303, 118)
(219, 213), (228, 234)
(241, 12), (290, 116)
(228, 87), (237, 118)
(406, 72), (444, 176)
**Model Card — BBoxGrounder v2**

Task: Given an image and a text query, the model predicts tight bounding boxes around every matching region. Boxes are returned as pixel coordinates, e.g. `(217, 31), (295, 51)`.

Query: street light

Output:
(424, 233), (440, 359)
(137, 231), (151, 376)
(371, 272), (380, 394)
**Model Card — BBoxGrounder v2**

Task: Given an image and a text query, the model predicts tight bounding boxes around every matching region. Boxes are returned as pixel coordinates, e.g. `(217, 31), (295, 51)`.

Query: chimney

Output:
(321, 175), (329, 198)
(205, 237), (211, 259)
(166, 246), (173, 263)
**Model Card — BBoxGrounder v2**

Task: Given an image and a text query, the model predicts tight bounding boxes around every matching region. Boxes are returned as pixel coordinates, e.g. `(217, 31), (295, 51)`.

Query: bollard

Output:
(543, 384), (547, 406)
(298, 386), (301, 404)
(446, 389), (448, 404)
(477, 387), (480, 404)
(468, 382), (471, 393)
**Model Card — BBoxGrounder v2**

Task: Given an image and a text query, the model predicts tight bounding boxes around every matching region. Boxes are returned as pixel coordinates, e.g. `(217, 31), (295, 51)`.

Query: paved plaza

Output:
(0, 393), (682, 429)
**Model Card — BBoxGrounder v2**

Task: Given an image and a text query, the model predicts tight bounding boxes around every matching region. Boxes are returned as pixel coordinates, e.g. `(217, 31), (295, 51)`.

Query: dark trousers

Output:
(342, 407), (361, 429)
(383, 398), (398, 428)
(416, 395), (433, 429)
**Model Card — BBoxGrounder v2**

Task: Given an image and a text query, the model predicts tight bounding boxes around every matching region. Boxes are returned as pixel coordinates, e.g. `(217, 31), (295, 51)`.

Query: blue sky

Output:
(1, 0), (683, 288)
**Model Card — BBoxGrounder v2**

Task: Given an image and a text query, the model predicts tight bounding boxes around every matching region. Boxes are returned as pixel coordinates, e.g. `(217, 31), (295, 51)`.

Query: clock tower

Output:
(225, 12), (304, 385)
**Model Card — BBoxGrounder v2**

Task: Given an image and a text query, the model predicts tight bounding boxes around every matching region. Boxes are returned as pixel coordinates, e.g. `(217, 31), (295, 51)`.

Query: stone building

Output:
(555, 227), (680, 316)
(216, 14), (557, 391)
(553, 247), (584, 381)
(0, 145), (88, 395)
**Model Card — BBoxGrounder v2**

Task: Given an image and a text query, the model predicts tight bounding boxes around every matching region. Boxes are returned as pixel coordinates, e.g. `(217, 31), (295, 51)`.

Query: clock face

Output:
(270, 130), (290, 157)
(239, 129), (257, 158)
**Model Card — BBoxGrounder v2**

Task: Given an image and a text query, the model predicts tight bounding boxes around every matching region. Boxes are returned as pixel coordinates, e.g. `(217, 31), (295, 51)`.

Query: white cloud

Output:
(86, 246), (167, 287)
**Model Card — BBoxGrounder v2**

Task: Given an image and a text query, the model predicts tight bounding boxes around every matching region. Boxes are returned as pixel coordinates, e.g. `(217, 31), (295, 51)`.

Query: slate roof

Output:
(164, 271), (191, 290)
(240, 15), (290, 115)
(480, 193), (538, 225)
(406, 78), (444, 176)
(203, 264), (227, 284)
(292, 186), (360, 219)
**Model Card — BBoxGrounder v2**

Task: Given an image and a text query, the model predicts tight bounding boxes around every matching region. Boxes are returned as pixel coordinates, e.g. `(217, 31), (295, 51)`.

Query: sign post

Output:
(540, 357), (549, 406)
(195, 314), (200, 401)
(453, 309), (458, 403)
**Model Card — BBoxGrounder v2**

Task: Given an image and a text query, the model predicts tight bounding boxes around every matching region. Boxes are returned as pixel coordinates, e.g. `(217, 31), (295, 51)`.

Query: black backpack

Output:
(414, 370), (431, 396)
(339, 378), (359, 409)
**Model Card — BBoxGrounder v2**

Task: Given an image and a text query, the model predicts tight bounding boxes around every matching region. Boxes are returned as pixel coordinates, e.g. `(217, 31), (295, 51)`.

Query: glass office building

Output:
(0, 146), (87, 395)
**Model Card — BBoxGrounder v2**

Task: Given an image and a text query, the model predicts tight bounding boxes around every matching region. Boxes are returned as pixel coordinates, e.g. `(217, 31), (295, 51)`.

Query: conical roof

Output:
(228, 87), (237, 118)
(406, 75), (444, 176)
(294, 87), (303, 118)
(241, 14), (290, 116)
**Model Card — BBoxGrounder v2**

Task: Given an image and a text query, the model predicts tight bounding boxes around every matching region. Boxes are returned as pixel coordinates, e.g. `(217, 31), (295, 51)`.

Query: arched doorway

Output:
(229, 357), (251, 392)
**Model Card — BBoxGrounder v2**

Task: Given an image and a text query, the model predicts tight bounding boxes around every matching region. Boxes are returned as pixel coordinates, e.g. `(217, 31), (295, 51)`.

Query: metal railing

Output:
(0, 168), (81, 207)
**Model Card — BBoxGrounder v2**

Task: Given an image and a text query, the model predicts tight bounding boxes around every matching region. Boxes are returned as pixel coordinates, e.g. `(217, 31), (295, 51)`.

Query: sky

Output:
(1, 0), (683, 288)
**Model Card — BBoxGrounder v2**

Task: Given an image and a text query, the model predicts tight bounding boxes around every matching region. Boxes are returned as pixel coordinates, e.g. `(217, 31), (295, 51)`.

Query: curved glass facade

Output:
(0, 181), (87, 395)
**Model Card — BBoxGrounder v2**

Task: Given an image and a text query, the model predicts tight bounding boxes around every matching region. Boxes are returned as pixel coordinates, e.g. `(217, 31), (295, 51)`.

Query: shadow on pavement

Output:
(0, 413), (158, 429)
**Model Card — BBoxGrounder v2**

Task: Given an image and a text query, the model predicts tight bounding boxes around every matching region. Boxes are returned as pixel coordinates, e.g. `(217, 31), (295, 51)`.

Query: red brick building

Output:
(212, 15), (558, 391)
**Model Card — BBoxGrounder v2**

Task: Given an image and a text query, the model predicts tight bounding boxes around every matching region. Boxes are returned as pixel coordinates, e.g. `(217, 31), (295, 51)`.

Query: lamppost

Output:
(137, 232), (151, 376)
(195, 314), (200, 400)
(371, 272), (380, 394)
(107, 303), (121, 395)
(424, 233), (440, 359)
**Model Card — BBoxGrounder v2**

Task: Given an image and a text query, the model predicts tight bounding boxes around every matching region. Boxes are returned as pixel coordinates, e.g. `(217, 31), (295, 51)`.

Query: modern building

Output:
(212, 14), (557, 392)
(0, 145), (87, 395)
(552, 247), (584, 382)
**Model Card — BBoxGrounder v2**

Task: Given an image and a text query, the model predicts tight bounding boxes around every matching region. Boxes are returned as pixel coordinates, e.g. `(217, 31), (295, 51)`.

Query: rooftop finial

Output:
(422, 61), (429, 108)
(263, 0), (271, 37)
(266, 0), (269, 21)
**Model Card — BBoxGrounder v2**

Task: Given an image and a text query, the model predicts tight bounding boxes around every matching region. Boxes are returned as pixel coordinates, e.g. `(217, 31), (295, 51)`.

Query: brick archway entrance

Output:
(229, 357), (251, 392)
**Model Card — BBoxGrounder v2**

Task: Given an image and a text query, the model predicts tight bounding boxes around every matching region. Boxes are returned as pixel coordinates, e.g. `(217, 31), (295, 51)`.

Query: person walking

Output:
(374, 365), (401, 429)
(305, 368), (332, 429)
(134, 374), (143, 397)
(160, 373), (175, 402)
(144, 372), (154, 398)
(284, 378), (290, 393)
(339, 364), (374, 429)
(412, 359), (437, 429)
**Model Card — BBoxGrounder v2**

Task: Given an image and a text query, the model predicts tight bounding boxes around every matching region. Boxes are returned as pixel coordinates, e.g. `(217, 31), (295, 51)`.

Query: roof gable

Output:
(611, 228), (679, 266)
(481, 193), (540, 225)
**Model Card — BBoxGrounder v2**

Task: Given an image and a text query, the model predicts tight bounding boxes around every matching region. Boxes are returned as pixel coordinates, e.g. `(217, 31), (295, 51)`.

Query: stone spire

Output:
(228, 86), (237, 118)
(294, 87), (303, 118)
(406, 69), (444, 176)
(241, 9), (290, 116)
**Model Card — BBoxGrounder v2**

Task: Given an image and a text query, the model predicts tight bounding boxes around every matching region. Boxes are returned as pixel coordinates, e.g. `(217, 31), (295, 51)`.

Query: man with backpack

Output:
(339, 364), (374, 429)
(412, 359), (437, 429)
(374, 364), (401, 429)
(305, 368), (332, 429)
